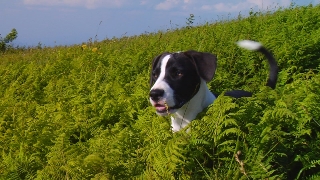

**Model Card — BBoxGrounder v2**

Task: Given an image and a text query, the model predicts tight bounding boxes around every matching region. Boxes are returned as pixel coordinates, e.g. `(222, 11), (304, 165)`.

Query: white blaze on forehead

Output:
(150, 54), (175, 106)
(151, 54), (171, 90)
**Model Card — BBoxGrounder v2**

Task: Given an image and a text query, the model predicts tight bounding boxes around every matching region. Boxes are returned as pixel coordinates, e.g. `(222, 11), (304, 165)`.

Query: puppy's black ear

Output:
(184, 50), (217, 82)
(150, 52), (170, 87)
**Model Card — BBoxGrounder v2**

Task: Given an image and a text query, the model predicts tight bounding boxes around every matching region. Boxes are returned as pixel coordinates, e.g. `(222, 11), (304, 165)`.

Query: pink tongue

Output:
(155, 105), (166, 111)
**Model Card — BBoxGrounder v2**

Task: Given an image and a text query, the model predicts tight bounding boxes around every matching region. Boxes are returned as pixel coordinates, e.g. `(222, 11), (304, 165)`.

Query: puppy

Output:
(149, 40), (278, 132)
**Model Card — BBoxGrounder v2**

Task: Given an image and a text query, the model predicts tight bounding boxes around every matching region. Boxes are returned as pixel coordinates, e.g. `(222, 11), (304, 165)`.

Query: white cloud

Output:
(154, 0), (197, 10)
(155, 0), (180, 10)
(211, 2), (249, 12)
(23, 0), (127, 9)
(200, 5), (211, 11)
(140, 0), (148, 5)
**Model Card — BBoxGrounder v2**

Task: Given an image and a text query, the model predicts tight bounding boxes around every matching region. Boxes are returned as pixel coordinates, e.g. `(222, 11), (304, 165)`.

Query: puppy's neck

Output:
(171, 79), (215, 132)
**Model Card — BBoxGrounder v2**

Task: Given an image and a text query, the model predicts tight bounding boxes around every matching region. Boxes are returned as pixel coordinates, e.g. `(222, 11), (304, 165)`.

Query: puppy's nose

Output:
(149, 89), (164, 101)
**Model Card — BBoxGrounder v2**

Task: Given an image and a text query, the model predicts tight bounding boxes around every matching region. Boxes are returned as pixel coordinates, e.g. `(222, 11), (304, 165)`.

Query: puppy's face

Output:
(149, 53), (201, 115)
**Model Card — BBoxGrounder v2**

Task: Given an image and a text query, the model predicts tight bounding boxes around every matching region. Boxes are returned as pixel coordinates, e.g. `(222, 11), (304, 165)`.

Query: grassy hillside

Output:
(1, 4), (320, 179)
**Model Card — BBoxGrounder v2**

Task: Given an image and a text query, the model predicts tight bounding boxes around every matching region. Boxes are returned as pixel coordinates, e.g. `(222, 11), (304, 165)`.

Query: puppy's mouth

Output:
(154, 103), (177, 115)
(155, 104), (167, 112)
(153, 100), (187, 115)
(155, 104), (170, 113)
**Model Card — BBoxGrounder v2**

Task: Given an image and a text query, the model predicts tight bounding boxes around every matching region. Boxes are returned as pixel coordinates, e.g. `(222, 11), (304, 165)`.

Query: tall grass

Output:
(1, 4), (320, 179)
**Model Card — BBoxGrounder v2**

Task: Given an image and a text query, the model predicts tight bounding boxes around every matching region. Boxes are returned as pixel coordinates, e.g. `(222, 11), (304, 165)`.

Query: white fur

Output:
(171, 79), (215, 132)
(237, 40), (262, 51)
(150, 54), (216, 132)
(150, 40), (267, 132)
(150, 55), (176, 113)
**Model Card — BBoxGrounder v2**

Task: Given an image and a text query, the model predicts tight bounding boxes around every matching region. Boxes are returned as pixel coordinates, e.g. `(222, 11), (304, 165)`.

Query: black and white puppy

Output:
(149, 40), (278, 132)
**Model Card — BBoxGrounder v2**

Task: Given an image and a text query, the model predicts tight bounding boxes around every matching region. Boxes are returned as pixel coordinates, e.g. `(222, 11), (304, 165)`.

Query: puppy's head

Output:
(149, 50), (217, 115)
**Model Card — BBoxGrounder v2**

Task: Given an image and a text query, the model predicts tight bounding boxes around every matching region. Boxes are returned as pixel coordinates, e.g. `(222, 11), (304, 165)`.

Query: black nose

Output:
(149, 89), (164, 101)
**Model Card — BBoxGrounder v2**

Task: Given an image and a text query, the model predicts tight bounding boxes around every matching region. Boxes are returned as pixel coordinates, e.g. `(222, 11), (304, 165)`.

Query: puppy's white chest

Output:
(171, 116), (191, 132)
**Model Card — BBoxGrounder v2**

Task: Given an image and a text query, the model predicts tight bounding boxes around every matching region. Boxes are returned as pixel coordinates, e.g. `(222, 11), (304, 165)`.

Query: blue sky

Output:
(1, 0), (318, 47)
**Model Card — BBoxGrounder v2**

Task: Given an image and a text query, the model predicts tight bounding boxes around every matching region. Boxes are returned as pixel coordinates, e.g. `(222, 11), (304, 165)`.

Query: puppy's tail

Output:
(237, 40), (278, 89)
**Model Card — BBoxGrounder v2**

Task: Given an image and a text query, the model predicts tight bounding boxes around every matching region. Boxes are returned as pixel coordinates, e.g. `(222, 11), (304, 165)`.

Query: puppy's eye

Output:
(173, 70), (183, 78)
(176, 71), (183, 76)
(153, 73), (158, 79)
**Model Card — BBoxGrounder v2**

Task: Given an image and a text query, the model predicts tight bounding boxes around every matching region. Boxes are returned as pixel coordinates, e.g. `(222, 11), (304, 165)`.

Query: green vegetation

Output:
(1, 4), (320, 179)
